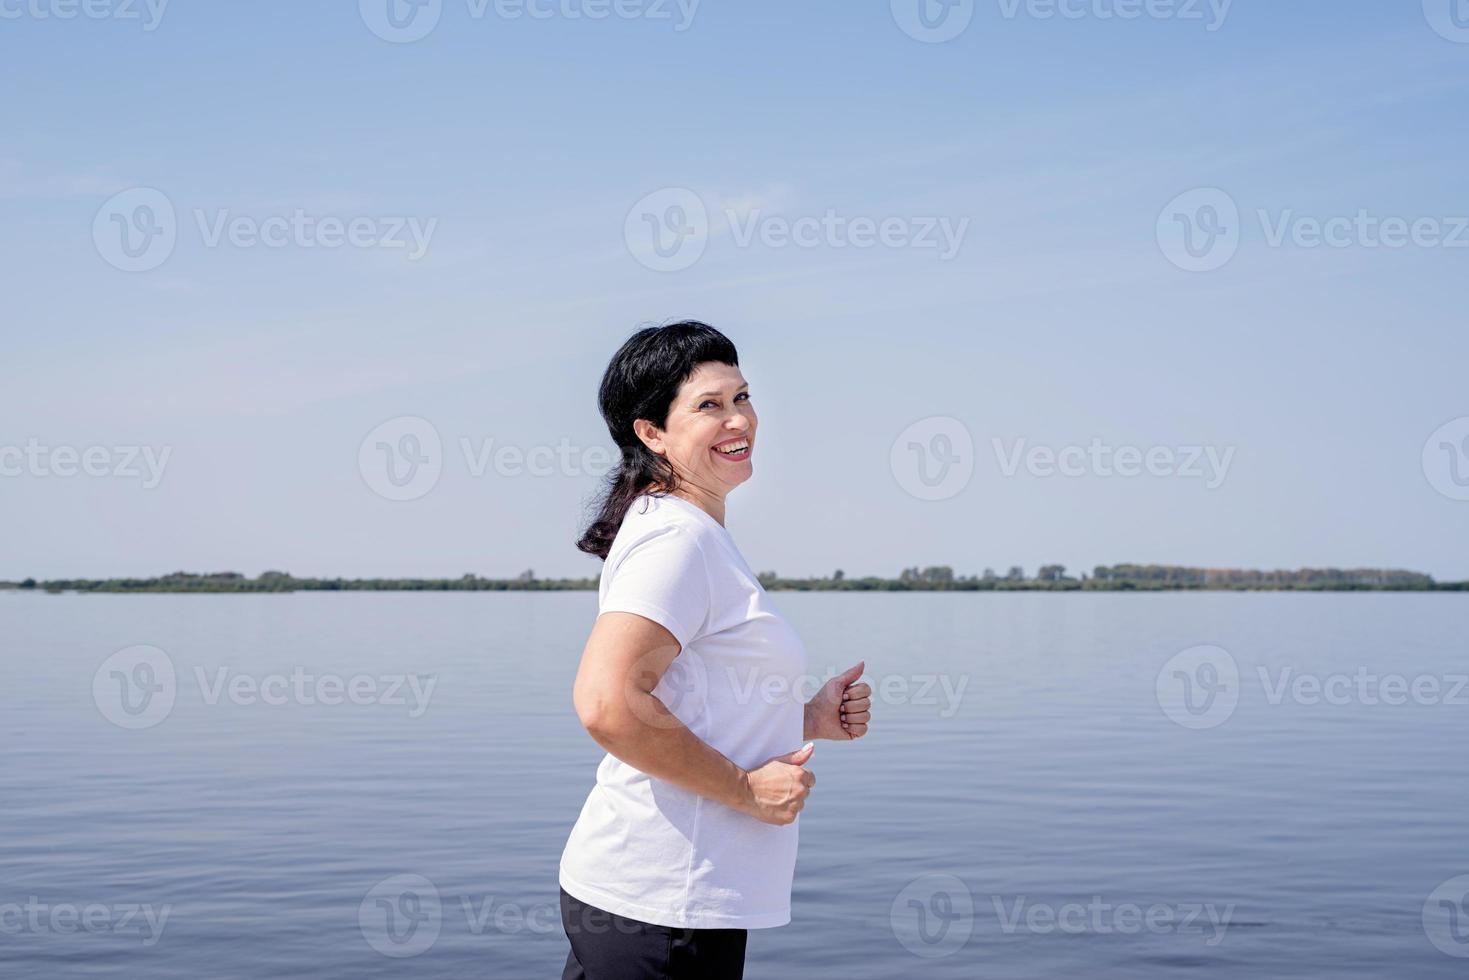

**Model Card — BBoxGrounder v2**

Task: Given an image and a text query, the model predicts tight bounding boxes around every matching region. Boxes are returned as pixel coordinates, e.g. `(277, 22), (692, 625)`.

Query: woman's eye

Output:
(700, 392), (749, 409)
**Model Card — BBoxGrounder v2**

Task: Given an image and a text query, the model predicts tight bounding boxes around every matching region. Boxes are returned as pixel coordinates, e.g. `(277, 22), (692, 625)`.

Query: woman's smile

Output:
(712, 436), (752, 462)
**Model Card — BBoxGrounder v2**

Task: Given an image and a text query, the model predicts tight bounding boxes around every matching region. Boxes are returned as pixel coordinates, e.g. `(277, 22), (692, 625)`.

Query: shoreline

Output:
(4, 578), (1465, 596)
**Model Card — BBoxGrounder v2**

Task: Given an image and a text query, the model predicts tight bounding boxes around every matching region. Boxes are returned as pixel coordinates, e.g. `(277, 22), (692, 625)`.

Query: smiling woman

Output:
(560, 321), (871, 979)
(575, 321), (753, 558)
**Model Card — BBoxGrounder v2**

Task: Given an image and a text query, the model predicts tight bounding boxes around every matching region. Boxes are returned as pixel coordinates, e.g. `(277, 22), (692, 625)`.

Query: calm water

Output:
(3, 590), (1467, 978)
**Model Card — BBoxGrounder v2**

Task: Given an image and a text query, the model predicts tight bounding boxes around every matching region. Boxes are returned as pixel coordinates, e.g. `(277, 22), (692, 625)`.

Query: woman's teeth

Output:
(714, 440), (749, 456)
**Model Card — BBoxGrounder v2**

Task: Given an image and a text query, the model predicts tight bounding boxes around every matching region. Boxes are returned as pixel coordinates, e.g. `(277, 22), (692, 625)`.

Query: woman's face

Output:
(636, 361), (756, 497)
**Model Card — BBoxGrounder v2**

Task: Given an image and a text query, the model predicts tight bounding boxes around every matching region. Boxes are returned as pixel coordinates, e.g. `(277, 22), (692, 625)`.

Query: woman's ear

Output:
(632, 418), (664, 455)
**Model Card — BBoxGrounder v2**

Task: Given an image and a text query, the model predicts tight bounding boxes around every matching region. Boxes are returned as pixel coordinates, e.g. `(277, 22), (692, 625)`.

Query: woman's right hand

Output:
(739, 742), (816, 825)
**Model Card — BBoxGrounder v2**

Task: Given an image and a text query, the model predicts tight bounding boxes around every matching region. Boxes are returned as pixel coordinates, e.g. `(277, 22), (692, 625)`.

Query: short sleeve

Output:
(600, 525), (712, 650)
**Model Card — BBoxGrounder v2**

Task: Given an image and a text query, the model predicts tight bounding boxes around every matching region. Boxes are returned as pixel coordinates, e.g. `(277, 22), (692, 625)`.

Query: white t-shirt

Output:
(559, 491), (809, 930)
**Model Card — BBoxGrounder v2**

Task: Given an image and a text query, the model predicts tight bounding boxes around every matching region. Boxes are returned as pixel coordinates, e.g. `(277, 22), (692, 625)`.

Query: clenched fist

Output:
(740, 742), (816, 825)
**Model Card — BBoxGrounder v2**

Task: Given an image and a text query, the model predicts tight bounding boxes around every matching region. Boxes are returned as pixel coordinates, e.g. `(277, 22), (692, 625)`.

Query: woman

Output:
(559, 320), (872, 979)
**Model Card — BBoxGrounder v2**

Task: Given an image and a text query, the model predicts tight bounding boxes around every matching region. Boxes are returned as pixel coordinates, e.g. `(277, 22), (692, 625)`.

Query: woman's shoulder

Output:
(607, 494), (718, 564)
(621, 493), (722, 542)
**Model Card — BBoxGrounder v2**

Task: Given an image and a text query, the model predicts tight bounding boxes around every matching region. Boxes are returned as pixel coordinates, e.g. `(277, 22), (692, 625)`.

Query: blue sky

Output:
(3, 0), (1468, 580)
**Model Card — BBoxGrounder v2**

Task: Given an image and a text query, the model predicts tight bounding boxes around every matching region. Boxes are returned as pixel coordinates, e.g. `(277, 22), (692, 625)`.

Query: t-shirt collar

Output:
(647, 491), (728, 536)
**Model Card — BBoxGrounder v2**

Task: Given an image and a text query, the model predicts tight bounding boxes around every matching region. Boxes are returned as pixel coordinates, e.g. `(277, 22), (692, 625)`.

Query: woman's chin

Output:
(715, 465), (753, 489)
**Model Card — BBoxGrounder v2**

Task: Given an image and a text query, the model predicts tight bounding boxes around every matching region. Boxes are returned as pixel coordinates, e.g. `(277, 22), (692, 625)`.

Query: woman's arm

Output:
(572, 611), (814, 826)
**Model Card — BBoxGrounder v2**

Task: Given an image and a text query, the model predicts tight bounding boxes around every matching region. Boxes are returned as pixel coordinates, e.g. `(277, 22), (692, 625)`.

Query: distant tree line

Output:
(752, 564), (1456, 592)
(1087, 564), (1438, 588)
(4, 569), (596, 594)
(5, 564), (1459, 594)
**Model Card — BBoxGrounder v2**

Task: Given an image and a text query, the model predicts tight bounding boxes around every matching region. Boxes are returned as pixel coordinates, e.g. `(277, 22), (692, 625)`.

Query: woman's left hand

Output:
(805, 660), (871, 741)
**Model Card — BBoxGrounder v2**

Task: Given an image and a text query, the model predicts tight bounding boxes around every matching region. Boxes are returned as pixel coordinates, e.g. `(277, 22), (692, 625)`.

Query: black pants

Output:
(559, 886), (747, 979)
